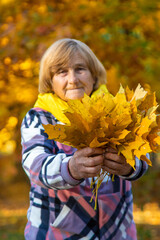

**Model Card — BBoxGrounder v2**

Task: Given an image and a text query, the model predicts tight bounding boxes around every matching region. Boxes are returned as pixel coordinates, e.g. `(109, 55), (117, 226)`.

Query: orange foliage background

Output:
(0, 0), (160, 185)
(0, 1), (160, 238)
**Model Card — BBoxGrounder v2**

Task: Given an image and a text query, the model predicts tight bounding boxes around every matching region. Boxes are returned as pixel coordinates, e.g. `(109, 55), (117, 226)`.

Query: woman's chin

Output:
(66, 89), (85, 100)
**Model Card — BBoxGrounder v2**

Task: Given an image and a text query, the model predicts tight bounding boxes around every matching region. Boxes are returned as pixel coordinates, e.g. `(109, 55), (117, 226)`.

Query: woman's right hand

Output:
(68, 147), (104, 180)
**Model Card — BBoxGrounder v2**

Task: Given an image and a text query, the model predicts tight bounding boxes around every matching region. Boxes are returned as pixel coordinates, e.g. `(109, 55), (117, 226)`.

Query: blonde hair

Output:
(39, 38), (107, 93)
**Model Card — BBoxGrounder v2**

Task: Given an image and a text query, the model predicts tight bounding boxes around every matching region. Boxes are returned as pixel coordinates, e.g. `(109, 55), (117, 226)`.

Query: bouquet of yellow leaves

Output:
(43, 84), (160, 208)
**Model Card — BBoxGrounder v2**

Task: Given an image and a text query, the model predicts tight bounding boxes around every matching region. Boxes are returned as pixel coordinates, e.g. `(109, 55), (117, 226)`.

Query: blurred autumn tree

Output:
(0, 0), (160, 183)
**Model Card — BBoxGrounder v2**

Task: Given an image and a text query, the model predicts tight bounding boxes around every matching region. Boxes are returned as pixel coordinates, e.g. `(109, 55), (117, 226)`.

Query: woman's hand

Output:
(68, 147), (104, 180)
(102, 147), (133, 176)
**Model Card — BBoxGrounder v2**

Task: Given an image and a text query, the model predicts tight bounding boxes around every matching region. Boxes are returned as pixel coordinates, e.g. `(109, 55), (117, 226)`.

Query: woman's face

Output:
(52, 53), (95, 101)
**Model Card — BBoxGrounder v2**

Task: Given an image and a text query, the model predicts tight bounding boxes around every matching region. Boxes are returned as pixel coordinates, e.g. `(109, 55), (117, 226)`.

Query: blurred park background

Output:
(0, 0), (160, 239)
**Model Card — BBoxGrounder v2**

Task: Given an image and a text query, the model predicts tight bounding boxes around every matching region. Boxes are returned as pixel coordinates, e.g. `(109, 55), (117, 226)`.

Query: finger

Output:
(75, 147), (105, 158)
(102, 165), (119, 175)
(103, 159), (120, 170)
(82, 165), (102, 177)
(102, 155), (130, 172)
(87, 147), (105, 157)
(102, 158), (125, 173)
(102, 162), (133, 176)
(105, 147), (118, 153)
(83, 155), (104, 167)
(104, 153), (126, 164)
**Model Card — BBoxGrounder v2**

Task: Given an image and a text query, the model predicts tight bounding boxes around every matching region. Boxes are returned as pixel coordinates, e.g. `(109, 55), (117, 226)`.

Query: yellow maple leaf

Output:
(119, 147), (135, 169)
(43, 124), (67, 139)
(115, 129), (131, 140)
(140, 155), (152, 166)
(41, 83), (160, 209)
(134, 141), (152, 160)
(140, 141), (152, 154)
(136, 117), (153, 136)
(125, 86), (134, 102)
(138, 92), (158, 113)
(146, 106), (158, 123)
(43, 84), (159, 163)
(154, 136), (160, 145)
(89, 137), (108, 148)
(130, 83), (148, 102)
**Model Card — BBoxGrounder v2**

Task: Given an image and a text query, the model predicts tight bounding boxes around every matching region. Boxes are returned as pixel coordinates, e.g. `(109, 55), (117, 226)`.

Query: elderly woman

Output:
(21, 38), (148, 240)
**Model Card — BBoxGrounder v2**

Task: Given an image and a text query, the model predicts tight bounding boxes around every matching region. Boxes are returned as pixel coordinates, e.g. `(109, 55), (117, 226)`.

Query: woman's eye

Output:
(76, 67), (85, 72)
(58, 69), (67, 75)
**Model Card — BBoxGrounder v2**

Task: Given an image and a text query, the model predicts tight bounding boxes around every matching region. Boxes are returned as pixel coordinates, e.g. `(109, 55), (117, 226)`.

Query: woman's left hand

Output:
(102, 146), (133, 176)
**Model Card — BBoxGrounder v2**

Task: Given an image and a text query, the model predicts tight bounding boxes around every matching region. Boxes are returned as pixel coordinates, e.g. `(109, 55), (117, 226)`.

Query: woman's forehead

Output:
(56, 52), (88, 69)
(67, 53), (87, 67)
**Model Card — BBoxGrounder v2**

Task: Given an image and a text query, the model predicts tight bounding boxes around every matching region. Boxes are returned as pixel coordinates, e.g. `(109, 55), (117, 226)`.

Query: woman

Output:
(21, 38), (148, 240)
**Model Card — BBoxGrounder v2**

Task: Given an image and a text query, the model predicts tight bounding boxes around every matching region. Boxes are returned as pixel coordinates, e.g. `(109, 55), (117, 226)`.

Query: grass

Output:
(0, 215), (26, 240)
(136, 224), (160, 240)
(137, 225), (152, 240)
(0, 208), (159, 240)
(0, 231), (24, 240)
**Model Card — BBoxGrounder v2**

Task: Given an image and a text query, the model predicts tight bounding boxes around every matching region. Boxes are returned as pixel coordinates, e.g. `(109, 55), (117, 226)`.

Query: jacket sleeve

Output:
(120, 155), (149, 181)
(21, 109), (82, 190)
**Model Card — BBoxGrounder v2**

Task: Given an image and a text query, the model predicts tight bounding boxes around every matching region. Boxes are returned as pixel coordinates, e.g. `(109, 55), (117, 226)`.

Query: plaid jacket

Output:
(21, 108), (148, 240)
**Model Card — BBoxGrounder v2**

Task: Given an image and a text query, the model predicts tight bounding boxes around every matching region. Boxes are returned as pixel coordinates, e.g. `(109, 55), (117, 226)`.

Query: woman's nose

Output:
(68, 69), (78, 84)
